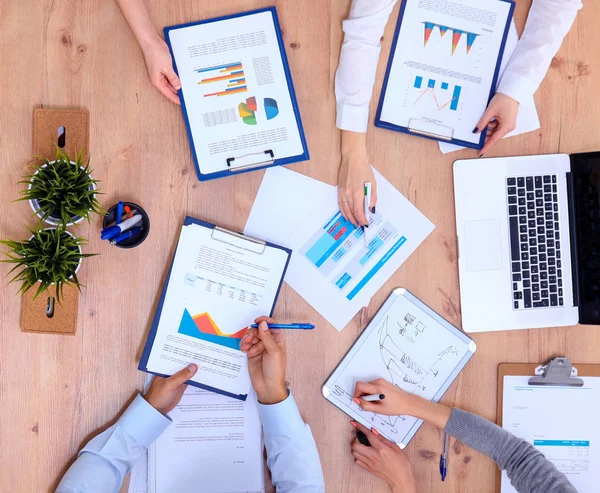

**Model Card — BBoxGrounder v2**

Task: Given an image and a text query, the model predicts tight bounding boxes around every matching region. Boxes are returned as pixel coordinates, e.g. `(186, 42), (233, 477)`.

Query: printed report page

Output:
(501, 376), (599, 492)
(168, 10), (304, 174)
(145, 223), (289, 398)
(379, 0), (512, 144)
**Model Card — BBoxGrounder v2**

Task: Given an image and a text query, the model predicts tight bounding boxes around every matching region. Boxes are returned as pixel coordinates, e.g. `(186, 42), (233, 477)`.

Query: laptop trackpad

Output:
(464, 220), (503, 272)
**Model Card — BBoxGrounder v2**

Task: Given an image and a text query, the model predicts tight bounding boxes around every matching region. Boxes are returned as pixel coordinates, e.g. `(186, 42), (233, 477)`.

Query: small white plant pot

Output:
(28, 161), (97, 227)
(28, 228), (83, 283)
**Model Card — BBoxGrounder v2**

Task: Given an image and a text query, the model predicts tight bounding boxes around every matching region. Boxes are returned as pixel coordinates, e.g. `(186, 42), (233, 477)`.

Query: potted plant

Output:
(18, 148), (102, 226)
(1, 226), (95, 303)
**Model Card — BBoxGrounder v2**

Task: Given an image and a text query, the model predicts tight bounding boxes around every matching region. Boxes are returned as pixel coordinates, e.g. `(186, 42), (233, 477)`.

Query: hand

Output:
(240, 316), (288, 405)
(144, 363), (198, 415)
(338, 131), (378, 227)
(474, 93), (519, 157)
(353, 379), (417, 416)
(350, 421), (417, 493)
(141, 36), (181, 105)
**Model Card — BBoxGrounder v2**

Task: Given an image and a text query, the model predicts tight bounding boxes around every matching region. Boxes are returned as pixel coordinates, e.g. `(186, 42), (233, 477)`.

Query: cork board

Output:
(20, 107), (89, 335)
(495, 362), (600, 493)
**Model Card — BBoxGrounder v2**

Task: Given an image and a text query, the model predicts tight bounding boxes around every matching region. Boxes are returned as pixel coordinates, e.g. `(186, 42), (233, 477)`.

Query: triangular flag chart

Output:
(466, 32), (479, 53)
(439, 25), (448, 37)
(451, 29), (463, 55)
(423, 22), (435, 46)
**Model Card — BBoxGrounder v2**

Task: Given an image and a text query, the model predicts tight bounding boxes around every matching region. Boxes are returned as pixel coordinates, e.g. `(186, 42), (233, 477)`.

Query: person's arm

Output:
(475, 0), (582, 156)
(334, 0), (398, 227)
(114, 0), (181, 104)
(241, 318), (325, 493)
(56, 365), (198, 493)
(497, 0), (583, 105)
(259, 393), (325, 493)
(354, 379), (577, 493)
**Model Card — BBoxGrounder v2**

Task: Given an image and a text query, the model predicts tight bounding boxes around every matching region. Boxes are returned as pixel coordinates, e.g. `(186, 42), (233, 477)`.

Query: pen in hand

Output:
(440, 432), (449, 481)
(249, 323), (315, 330)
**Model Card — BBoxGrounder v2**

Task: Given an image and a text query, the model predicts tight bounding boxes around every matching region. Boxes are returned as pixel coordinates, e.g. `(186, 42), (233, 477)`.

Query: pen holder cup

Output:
(102, 202), (150, 249)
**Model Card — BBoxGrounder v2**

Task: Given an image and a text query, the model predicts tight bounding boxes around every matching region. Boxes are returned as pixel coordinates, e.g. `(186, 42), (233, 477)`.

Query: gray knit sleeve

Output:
(444, 409), (578, 493)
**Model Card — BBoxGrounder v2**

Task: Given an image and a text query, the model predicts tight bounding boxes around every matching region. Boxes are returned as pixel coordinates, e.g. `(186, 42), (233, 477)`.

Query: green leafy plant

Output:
(18, 148), (102, 225)
(1, 227), (96, 303)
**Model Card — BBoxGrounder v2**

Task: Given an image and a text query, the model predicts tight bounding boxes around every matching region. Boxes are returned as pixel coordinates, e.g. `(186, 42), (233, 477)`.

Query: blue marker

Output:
(115, 201), (124, 225)
(249, 323), (315, 330)
(440, 432), (449, 481)
(111, 227), (143, 245)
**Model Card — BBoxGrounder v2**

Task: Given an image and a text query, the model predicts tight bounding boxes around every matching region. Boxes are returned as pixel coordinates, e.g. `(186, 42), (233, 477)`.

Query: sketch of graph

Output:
(325, 292), (475, 445)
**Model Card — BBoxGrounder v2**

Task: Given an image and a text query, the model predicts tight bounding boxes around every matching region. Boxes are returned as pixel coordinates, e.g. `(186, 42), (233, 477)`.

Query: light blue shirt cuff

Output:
(117, 394), (172, 448)
(258, 392), (304, 437)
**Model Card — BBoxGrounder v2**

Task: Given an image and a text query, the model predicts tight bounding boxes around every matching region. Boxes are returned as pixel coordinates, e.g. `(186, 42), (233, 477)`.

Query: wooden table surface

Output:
(1, 0), (599, 492)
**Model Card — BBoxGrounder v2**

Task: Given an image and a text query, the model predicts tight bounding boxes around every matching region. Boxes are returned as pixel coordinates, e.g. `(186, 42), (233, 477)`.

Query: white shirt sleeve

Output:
(335, 0), (399, 133)
(497, 0), (582, 104)
(259, 392), (325, 492)
(55, 395), (171, 493)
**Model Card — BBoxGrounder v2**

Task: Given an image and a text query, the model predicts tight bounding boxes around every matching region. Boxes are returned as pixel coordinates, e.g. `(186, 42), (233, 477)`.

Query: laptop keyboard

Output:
(507, 175), (564, 310)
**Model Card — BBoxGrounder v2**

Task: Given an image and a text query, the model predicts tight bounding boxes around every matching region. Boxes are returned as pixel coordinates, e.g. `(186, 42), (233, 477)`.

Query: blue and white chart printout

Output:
(244, 167), (434, 330)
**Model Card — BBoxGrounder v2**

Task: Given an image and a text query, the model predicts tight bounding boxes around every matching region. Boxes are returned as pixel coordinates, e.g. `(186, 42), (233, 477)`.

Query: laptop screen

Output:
(570, 152), (600, 324)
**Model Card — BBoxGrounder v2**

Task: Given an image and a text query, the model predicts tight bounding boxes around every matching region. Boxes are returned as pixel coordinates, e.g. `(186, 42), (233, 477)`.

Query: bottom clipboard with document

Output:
(139, 216), (291, 401)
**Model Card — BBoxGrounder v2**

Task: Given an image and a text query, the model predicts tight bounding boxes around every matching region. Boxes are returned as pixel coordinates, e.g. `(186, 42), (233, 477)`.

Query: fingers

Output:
(369, 183), (378, 214)
(352, 189), (368, 227)
(474, 105), (496, 134)
(153, 75), (181, 105)
(339, 197), (358, 226)
(239, 328), (258, 353)
(163, 68), (181, 92)
(166, 363), (198, 387)
(254, 315), (276, 324)
(352, 421), (384, 450)
(257, 321), (282, 354)
(245, 340), (266, 358)
(354, 381), (381, 398)
(479, 124), (512, 156)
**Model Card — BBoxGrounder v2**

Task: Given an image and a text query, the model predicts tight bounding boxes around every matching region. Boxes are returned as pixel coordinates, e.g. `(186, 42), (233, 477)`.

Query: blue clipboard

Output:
(374, 0), (515, 150)
(138, 216), (292, 401)
(164, 7), (309, 181)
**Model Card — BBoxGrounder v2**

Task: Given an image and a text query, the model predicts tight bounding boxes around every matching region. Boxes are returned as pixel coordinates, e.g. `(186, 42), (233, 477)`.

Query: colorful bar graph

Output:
(441, 82), (449, 90)
(422, 22), (480, 55)
(450, 85), (461, 111)
(197, 61), (247, 97)
(414, 76), (423, 89)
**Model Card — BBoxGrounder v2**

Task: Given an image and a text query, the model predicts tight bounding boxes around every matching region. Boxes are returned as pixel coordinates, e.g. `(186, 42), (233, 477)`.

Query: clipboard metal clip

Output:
(211, 226), (266, 255)
(529, 357), (584, 387)
(226, 150), (274, 172)
(408, 118), (454, 141)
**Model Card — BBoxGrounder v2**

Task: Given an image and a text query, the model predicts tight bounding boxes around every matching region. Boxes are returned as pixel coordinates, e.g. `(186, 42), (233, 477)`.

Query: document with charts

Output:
(139, 218), (291, 400)
(165, 8), (308, 179)
(376, 0), (514, 149)
(323, 289), (476, 447)
(244, 167), (435, 331)
(501, 376), (600, 493)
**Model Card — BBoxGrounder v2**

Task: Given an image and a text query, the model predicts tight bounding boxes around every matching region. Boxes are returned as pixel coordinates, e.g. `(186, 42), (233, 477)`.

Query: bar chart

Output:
(412, 76), (461, 111)
(197, 62), (248, 97)
(422, 22), (480, 56)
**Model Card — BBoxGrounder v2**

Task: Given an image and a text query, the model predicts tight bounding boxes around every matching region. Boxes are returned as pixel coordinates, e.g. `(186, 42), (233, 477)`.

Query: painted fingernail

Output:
(350, 420), (357, 427)
(479, 153), (485, 158)
(353, 398), (361, 405)
(472, 127), (479, 133)
(364, 224), (369, 228)
(371, 428), (380, 436)
(371, 207), (376, 214)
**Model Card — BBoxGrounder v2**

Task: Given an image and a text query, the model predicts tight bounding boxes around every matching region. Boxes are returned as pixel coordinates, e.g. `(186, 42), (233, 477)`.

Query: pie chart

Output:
(238, 96), (279, 125)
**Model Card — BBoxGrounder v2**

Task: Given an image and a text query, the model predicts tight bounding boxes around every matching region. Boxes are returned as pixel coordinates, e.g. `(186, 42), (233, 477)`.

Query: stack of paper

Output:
(129, 387), (264, 493)
(244, 167), (435, 330)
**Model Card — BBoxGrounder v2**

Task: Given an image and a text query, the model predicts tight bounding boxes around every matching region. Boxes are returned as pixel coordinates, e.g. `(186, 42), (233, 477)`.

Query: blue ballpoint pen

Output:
(440, 432), (449, 481)
(249, 323), (315, 330)
(111, 227), (142, 245)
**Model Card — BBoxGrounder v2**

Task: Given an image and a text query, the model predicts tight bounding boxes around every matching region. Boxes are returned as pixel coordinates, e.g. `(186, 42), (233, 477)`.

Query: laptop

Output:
(454, 152), (600, 332)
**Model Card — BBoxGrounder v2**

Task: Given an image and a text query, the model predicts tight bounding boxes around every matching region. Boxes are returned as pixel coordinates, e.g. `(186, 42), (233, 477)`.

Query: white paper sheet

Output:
(379, 0), (513, 146)
(145, 222), (289, 398)
(324, 291), (475, 446)
(148, 388), (263, 493)
(168, 10), (304, 174)
(438, 21), (540, 154)
(128, 449), (148, 493)
(501, 376), (600, 493)
(244, 167), (435, 331)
